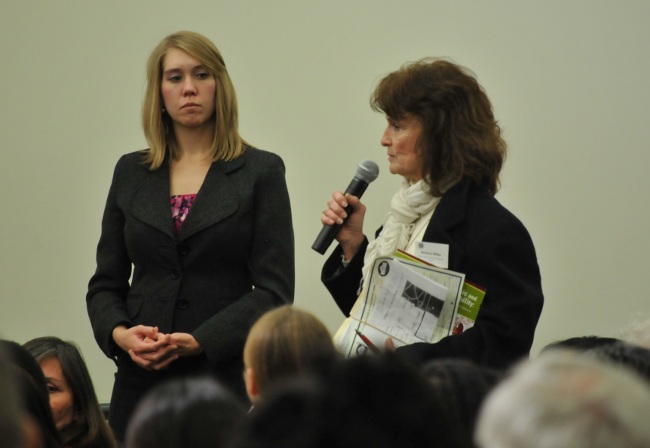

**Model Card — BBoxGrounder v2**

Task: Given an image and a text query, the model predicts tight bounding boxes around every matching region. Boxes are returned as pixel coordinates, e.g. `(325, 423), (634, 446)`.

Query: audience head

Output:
(23, 336), (115, 448)
(421, 358), (502, 447)
(0, 339), (63, 448)
(243, 305), (339, 403)
(0, 342), (25, 448)
(371, 58), (506, 196)
(475, 350), (650, 448)
(142, 30), (245, 170)
(587, 340), (650, 384)
(541, 335), (621, 353)
(125, 376), (246, 448)
(233, 353), (469, 448)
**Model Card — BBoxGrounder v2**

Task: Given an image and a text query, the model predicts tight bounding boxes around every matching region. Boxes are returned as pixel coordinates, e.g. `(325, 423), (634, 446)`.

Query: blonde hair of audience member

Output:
(475, 350), (650, 448)
(243, 306), (338, 402)
(141, 30), (247, 170)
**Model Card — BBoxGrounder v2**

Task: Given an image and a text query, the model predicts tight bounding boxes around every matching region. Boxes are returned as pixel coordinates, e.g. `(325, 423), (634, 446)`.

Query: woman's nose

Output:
(380, 128), (391, 147)
(182, 79), (197, 95)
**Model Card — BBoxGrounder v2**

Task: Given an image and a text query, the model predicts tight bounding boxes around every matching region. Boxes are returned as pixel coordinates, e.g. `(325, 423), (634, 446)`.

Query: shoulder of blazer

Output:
(112, 150), (156, 187)
(218, 146), (286, 174)
(423, 179), (494, 269)
(433, 179), (480, 229)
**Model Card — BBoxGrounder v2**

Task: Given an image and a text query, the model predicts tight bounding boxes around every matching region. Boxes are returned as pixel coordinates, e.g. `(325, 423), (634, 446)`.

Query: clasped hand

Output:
(112, 325), (202, 371)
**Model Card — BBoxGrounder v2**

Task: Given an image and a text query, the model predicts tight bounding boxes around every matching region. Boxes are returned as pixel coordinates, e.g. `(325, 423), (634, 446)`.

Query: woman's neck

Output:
(173, 123), (215, 160)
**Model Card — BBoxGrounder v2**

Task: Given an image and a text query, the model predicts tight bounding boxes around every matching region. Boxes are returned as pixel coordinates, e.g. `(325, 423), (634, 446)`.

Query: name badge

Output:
(415, 242), (449, 268)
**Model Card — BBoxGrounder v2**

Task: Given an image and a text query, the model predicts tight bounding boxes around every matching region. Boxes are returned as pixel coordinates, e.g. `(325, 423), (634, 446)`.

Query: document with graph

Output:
(333, 253), (468, 357)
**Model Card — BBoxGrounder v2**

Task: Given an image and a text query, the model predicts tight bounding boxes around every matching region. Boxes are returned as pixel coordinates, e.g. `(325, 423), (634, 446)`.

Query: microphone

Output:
(312, 160), (379, 255)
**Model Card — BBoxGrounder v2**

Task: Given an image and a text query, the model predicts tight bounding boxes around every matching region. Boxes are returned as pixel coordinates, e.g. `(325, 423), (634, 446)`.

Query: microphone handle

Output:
(311, 177), (370, 255)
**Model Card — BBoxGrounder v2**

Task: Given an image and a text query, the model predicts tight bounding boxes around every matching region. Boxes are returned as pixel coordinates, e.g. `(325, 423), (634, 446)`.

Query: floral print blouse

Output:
(170, 194), (196, 237)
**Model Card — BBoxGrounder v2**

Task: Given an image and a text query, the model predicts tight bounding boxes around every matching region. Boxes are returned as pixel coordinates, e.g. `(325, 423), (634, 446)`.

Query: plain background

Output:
(1, 1), (649, 402)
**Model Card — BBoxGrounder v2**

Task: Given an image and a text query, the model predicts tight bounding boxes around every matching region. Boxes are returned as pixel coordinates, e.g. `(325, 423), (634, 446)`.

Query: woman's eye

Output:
(168, 75), (182, 82)
(47, 384), (57, 393)
(195, 72), (210, 80)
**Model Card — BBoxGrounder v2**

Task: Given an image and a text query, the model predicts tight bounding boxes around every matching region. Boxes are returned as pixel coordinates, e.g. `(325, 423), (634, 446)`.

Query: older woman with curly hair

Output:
(320, 58), (543, 370)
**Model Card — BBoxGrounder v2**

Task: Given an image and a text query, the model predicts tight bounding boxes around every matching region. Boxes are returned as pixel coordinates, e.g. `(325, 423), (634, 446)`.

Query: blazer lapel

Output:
(130, 160), (175, 239)
(423, 179), (474, 271)
(178, 154), (246, 241)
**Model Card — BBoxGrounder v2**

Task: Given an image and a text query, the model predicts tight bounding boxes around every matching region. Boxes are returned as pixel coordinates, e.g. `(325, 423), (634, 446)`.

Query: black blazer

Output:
(87, 147), (294, 438)
(322, 179), (543, 370)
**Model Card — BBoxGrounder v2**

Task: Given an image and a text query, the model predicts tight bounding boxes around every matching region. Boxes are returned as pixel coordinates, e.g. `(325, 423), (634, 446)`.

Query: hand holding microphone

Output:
(312, 160), (379, 255)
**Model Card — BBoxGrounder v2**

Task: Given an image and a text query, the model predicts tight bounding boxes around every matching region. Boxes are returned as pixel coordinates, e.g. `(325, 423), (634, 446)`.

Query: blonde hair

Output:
(141, 30), (247, 170)
(244, 306), (338, 394)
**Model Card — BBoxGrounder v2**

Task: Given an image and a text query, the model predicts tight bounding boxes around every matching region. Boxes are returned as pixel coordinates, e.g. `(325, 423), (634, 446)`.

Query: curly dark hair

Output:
(371, 58), (506, 196)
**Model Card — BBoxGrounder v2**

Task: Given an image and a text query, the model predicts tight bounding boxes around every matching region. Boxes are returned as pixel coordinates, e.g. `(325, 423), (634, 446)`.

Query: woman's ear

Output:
(244, 367), (259, 402)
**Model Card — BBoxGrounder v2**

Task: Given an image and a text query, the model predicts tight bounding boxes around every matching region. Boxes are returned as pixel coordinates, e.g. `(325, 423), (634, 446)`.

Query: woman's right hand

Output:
(320, 191), (366, 260)
(112, 325), (178, 371)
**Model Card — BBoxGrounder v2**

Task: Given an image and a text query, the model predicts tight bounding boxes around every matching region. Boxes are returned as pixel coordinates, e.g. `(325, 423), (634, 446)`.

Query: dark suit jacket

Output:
(87, 147), (294, 439)
(322, 178), (543, 370)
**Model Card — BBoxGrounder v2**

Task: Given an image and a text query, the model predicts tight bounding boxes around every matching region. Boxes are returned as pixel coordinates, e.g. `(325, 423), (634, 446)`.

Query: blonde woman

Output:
(86, 31), (294, 442)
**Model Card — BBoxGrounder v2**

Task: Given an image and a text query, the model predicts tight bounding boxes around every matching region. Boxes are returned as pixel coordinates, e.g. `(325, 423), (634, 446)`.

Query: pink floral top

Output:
(171, 194), (196, 237)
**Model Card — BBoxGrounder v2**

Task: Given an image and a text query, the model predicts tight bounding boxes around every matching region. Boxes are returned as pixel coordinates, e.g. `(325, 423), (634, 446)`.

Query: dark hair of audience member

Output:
(0, 339), (64, 448)
(0, 343), (25, 448)
(232, 353), (470, 448)
(125, 376), (247, 448)
(421, 358), (502, 447)
(586, 340), (650, 383)
(541, 335), (621, 353)
(23, 336), (116, 448)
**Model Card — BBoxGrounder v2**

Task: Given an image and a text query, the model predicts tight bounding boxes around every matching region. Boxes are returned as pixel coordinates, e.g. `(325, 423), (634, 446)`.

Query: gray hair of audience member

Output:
(474, 350), (650, 448)
(619, 312), (650, 349)
(124, 376), (246, 448)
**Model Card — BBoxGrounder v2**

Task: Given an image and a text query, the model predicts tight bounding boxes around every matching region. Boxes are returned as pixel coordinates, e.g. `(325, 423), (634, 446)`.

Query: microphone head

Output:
(355, 160), (379, 183)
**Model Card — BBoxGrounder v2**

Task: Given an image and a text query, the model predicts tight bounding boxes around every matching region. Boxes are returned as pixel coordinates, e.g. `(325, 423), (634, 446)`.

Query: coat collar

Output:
(422, 178), (479, 271)
(180, 155), (245, 240)
(129, 152), (246, 241)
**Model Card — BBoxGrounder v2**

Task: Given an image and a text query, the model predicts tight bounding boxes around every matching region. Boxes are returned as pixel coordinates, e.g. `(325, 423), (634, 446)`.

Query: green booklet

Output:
(450, 281), (486, 335)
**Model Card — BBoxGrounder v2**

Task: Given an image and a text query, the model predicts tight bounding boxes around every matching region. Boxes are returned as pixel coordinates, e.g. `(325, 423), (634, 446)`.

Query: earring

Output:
(161, 107), (167, 114)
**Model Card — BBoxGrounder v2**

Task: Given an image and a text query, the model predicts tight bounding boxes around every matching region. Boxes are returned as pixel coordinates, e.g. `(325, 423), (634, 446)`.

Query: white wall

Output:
(1, 0), (649, 402)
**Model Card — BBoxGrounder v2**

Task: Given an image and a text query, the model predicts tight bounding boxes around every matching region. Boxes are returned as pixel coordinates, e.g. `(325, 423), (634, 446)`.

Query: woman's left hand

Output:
(168, 333), (203, 357)
(129, 332), (202, 370)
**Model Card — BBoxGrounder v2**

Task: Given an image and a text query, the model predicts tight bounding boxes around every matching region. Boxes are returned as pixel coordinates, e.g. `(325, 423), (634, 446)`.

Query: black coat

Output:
(87, 147), (294, 439)
(322, 178), (543, 370)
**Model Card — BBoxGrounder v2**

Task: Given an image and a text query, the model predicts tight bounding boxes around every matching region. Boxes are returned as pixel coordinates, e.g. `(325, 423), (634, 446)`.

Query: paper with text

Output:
(334, 255), (465, 357)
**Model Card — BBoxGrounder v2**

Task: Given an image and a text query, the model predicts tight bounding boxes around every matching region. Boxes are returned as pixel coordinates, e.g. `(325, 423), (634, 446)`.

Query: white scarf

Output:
(361, 179), (439, 283)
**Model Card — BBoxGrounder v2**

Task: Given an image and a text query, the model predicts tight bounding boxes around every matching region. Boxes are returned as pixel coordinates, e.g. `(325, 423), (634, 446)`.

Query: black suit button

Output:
(176, 299), (189, 310)
(171, 269), (180, 279)
(178, 245), (190, 256)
